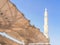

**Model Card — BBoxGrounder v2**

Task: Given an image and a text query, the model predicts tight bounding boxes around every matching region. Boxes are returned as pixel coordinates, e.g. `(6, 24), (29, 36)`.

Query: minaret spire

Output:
(44, 8), (49, 38)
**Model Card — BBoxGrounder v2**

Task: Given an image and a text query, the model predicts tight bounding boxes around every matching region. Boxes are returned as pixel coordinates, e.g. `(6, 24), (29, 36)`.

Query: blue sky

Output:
(10, 0), (60, 45)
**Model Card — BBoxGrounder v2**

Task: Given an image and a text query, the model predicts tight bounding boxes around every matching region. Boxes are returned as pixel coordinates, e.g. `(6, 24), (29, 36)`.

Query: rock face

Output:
(0, 0), (49, 45)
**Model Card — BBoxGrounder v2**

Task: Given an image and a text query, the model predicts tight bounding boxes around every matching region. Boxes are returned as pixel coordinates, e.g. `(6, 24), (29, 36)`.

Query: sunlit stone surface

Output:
(0, 0), (50, 45)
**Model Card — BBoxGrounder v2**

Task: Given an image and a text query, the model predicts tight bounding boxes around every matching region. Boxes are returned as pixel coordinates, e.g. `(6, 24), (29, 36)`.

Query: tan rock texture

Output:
(0, 0), (50, 45)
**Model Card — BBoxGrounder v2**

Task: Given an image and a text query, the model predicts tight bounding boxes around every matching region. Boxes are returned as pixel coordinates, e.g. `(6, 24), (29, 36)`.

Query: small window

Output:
(0, 13), (3, 15)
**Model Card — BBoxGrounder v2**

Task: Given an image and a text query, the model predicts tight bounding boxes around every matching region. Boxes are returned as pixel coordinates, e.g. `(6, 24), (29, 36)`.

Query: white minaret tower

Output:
(44, 8), (49, 38)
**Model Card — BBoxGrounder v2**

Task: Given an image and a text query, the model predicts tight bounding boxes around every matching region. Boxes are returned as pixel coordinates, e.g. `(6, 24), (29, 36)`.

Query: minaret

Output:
(44, 8), (49, 38)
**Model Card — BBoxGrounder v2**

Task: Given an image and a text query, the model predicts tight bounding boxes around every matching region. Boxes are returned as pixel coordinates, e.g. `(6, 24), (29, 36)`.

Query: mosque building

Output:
(0, 0), (50, 45)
